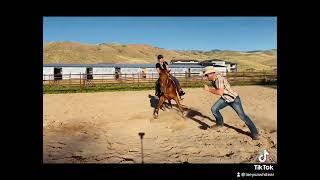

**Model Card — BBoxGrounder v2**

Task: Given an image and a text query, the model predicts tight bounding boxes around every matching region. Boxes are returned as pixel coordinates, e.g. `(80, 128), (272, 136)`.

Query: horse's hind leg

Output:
(173, 96), (185, 118)
(160, 98), (167, 110)
(154, 96), (165, 119)
(168, 99), (172, 109)
(161, 99), (170, 110)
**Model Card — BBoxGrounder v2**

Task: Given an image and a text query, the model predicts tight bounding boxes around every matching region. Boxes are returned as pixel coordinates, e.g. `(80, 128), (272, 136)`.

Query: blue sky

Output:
(43, 16), (277, 51)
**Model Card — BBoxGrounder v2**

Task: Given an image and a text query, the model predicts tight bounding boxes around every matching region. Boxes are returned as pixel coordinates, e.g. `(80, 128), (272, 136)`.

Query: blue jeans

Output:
(211, 96), (258, 136)
(169, 75), (182, 90)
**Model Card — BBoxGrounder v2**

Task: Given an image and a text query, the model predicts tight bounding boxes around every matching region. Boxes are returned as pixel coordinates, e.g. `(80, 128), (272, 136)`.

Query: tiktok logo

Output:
(258, 150), (270, 162)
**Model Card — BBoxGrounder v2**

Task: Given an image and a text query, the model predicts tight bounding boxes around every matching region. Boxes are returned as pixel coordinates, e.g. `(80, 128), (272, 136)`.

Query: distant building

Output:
(225, 61), (238, 72)
(199, 59), (225, 66)
(170, 59), (199, 64)
(43, 63), (207, 80)
(209, 59), (226, 66)
(43, 58), (240, 81)
(43, 64), (116, 80)
(199, 59), (237, 73)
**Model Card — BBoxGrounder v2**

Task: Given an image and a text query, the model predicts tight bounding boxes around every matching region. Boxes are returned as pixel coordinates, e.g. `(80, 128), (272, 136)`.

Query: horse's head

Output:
(159, 68), (170, 83)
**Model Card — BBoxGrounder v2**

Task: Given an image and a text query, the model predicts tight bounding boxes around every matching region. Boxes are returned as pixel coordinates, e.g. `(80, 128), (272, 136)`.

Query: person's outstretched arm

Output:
(203, 84), (224, 96)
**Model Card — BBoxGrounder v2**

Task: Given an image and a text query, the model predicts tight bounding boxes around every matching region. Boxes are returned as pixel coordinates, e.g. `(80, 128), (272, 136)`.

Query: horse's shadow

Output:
(148, 94), (251, 137)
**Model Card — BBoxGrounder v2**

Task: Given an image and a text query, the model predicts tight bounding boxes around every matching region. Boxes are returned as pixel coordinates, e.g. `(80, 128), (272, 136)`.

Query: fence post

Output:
(84, 73), (85, 87)
(83, 73), (85, 87)
(84, 73), (86, 87)
(51, 74), (53, 86)
(185, 72), (187, 87)
(137, 73), (139, 87)
(148, 73), (149, 83)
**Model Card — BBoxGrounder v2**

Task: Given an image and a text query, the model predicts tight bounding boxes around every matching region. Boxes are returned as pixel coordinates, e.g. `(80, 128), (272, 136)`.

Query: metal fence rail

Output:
(43, 71), (277, 87)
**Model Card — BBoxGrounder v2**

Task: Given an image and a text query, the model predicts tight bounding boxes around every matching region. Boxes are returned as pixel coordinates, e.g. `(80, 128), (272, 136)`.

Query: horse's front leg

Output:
(153, 96), (165, 119)
(168, 99), (172, 109)
(173, 96), (185, 118)
(162, 99), (171, 110)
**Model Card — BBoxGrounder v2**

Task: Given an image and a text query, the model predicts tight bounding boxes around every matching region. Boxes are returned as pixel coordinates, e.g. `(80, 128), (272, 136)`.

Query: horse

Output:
(155, 79), (173, 110)
(153, 68), (184, 119)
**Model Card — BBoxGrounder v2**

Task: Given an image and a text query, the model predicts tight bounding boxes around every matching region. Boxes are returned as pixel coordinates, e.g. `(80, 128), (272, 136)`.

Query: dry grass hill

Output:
(44, 42), (277, 71)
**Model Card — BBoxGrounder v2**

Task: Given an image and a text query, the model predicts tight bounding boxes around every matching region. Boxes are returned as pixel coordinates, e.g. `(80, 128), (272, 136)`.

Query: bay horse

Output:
(153, 68), (184, 119)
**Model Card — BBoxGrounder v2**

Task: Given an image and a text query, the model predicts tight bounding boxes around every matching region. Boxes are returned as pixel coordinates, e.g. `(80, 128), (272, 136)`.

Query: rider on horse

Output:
(155, 54), (185, 98)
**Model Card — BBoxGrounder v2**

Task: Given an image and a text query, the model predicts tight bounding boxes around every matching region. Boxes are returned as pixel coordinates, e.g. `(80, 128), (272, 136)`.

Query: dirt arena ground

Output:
(43, 86), (277, 163)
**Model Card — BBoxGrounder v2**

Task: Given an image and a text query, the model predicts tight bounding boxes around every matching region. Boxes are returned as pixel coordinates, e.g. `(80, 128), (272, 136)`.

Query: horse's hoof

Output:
(183, 114), (186, 118)
(181, 113), (186, 119)
(153, 114), (158, 119)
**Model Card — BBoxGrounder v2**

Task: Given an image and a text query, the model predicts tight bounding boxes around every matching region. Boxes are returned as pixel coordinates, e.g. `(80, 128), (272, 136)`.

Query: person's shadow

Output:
(184, 107), (251, 136)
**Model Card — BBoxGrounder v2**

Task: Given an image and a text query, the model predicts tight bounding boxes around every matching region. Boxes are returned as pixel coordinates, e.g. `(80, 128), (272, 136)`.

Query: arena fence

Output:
(43, 71), (277, 87)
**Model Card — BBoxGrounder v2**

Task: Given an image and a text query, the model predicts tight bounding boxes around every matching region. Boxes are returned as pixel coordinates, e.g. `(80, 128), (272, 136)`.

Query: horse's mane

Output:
(159, 69), (169, 77)
(159, 69), (176, 89)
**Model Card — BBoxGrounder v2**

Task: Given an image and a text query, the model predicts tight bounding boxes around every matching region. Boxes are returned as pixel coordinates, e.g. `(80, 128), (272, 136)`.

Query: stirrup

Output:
(178, 90), (185, 96)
